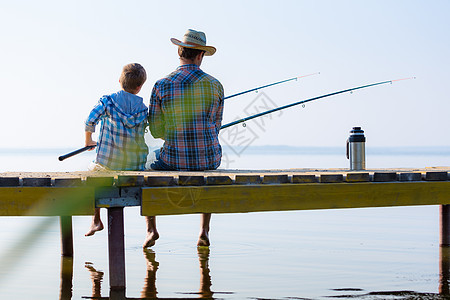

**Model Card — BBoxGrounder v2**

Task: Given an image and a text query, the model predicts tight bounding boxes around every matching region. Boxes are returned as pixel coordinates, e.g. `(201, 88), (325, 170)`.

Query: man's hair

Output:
(178, 47), (205, 60)
(120, 63), (147, 93)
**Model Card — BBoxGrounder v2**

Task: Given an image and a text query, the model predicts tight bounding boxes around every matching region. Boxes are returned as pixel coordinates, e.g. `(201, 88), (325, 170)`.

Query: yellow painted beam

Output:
(0, 187), (95, 216)
(141, 182), (450, 216)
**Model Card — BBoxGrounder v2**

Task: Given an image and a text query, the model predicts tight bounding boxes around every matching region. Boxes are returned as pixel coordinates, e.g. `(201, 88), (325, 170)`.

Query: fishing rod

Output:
(220, 77), (415, 130)
(224, 72), (320, 100)
(58, 145), (96, 161)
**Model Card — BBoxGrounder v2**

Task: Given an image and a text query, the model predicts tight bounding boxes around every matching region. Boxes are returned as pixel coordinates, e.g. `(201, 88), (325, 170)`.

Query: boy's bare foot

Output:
(85, 222), (104, 236)
(143, 232), (159, 248)
(197, 231), (210, 247)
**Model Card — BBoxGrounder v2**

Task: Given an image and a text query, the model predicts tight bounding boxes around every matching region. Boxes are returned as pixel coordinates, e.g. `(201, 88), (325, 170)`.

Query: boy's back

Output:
(86, 90), (148, 170)
(85, 63), (148, 171)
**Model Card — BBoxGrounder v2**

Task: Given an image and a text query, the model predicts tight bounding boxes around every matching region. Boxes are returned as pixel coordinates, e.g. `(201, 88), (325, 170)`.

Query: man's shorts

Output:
(149, 148), (176, 170)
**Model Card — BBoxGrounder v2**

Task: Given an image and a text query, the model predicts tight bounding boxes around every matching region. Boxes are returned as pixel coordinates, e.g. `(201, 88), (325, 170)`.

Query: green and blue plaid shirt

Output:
(86, 91), (148, 170)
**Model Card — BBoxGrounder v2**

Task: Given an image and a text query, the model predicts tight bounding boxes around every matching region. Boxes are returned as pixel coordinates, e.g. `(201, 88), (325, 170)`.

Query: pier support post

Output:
(441, 205), (450, 246)
(59, 216), (73, 257)
(59, 256), (73, 300)
(440, 246), (450, 295)
(108, 207), (126, 289)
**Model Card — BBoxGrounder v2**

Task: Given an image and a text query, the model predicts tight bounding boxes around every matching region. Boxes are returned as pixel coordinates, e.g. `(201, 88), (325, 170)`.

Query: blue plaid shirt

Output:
(148, 64), (224, 170)
(85, 90), (148, 170)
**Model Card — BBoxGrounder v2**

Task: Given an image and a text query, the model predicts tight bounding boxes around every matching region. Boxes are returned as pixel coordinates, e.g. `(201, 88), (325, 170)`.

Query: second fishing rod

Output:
(221, 77), (415, 130)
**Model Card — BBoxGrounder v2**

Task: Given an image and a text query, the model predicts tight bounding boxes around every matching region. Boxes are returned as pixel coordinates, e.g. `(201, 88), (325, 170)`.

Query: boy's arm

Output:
(84, 98), (107, 144)
(148, 85), (165, 139)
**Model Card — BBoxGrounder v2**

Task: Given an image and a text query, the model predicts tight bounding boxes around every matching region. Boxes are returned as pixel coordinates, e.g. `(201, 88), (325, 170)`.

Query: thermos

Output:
(346, 127), (366, 170)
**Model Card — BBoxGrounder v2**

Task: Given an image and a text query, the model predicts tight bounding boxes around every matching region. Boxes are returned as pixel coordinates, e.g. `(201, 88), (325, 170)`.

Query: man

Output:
(145, 29), (224, 248)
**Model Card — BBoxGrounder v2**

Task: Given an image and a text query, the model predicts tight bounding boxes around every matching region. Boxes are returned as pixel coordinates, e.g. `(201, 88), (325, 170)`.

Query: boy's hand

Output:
(85, 141), (97, 150)
(85, 131), (97, 150)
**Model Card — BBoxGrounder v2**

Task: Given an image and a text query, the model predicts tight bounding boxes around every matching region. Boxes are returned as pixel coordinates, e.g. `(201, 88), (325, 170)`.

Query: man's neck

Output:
(179, 58), (198, 66)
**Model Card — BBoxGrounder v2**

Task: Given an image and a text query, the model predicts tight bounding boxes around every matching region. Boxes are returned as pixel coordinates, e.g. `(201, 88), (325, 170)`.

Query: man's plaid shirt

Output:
(85, 91), (148, 170)
(148, 64), (224, 170)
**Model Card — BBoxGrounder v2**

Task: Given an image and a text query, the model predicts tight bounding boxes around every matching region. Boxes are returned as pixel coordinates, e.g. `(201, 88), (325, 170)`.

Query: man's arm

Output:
(148, 85), (166, 139)
(215, 83), (225, 134)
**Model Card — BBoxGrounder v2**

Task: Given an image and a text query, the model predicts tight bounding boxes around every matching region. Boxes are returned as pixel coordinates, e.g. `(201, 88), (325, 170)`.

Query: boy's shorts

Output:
(88, 161), (112, 171)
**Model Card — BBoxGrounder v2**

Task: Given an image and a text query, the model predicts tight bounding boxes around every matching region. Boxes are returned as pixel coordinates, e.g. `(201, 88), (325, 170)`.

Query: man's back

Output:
(149, 64), (224, 170)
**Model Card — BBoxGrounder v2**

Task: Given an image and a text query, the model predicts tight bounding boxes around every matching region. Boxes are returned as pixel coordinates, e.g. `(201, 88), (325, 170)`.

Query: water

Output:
(0, 147), (450, 299)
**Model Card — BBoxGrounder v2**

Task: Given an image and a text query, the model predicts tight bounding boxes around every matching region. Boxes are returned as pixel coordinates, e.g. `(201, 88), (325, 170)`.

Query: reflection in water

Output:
(440, 246), (450, 296)
(65, 244), (450, 299)
(81, 248), (215, 299)
(327, 246), (450, 299)
(198, 247), (213, 299)
(85, 261), (104, 298)
(141, 249), (159, 298)
(59, 257), (73, 300)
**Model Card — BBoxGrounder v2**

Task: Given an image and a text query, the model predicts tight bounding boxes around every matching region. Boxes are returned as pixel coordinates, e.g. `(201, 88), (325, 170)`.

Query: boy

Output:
(84, 63), (148, 236)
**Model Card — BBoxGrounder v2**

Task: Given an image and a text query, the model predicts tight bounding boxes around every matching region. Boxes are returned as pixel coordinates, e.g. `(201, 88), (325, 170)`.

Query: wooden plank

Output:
(425, 171), (448, 181)
(117, 175), (144, 187)
(23, 177), (52, 187)
(320, 174), (343, 183)
(141, 181), (450, 216)
(373, 172), (398, 182)
(146, 176), (176, 186)
(0, 187), (95, 216)
(54, 178), (83, 187)
(292, 175), (316, 183)
(179, 176), (205, 186)
(86, 176), (115, 187)
(0, 177), (20, 187)
(263, 175), (289, 184)
(346, 173), (370, 182)
(235, 175), (261, 185)
(206, 176), (233, 185)
(398, 172), (422, 182)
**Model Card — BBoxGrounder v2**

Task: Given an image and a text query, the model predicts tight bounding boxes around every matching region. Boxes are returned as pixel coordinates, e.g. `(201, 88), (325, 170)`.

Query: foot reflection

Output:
(141, 249), (159, 298)
(198, 246), (213, 298)
(85, 261), (104, 298)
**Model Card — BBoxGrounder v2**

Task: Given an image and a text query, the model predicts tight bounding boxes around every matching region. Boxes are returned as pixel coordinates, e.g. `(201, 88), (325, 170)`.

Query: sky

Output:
(0, 0), (449, 150)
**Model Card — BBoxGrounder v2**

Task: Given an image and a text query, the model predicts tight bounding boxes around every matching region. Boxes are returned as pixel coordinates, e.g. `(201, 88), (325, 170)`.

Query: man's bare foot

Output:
(85, 222), (104, 237)
(143, 232), (159, 248)
(197, 232), (210, 247)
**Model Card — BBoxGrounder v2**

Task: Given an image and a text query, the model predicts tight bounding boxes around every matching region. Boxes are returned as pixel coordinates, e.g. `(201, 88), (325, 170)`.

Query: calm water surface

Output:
(0, 147), (450, 299)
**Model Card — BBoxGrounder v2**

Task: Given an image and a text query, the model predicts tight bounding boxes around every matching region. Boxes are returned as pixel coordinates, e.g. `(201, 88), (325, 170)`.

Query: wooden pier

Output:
(2, 167), (450, 291)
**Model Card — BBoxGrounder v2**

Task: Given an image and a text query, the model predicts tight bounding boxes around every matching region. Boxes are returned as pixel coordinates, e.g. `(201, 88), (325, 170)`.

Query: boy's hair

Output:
(120, 63), (147, 93)
(178, 46), (205, 60)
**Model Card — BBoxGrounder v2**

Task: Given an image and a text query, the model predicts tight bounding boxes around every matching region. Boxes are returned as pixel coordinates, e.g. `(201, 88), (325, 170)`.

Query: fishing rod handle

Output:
(58, 145), (96, 161)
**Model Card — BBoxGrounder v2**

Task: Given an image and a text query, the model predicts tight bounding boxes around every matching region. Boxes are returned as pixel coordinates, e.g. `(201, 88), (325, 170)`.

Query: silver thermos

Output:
(346, 127), (366, 170)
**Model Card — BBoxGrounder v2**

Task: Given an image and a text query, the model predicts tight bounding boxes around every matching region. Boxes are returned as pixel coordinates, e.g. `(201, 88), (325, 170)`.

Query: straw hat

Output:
(170, 29), (216, 56)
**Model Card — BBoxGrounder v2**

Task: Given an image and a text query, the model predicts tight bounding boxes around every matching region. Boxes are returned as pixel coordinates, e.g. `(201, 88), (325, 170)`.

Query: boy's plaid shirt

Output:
(148, 64), (224, 170)
(85, 93), (148, 170)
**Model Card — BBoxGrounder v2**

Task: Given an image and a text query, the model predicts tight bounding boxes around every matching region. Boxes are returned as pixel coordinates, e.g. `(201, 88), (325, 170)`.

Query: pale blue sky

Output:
(1, 0), (449, 149)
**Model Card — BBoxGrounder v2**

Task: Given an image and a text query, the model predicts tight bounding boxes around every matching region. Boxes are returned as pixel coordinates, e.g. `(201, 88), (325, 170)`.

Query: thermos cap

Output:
(349, 127), (366, 142)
